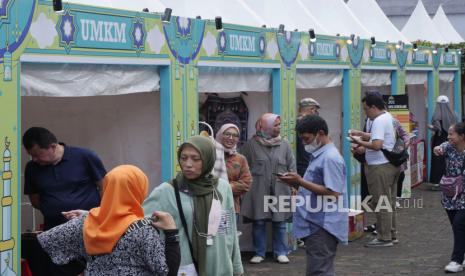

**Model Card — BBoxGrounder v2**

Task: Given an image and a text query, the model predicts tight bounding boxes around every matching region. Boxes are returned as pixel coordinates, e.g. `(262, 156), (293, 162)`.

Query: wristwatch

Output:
(164, 229), (180, 243)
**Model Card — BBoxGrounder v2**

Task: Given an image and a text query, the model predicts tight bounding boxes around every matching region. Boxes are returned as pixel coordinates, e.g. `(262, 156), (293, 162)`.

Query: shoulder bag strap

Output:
(172, 179), (199, 273)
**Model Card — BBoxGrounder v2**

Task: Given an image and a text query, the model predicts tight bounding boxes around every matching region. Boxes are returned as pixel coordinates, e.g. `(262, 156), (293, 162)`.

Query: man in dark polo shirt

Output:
(22, 126), (106, 275)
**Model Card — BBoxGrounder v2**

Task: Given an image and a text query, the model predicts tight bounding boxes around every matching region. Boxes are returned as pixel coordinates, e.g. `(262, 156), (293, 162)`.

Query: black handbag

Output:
(381, 136), (409, 167)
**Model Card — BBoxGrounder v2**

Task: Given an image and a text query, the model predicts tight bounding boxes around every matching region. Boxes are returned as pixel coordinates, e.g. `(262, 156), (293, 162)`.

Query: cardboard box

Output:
(348, 209), (364, 241)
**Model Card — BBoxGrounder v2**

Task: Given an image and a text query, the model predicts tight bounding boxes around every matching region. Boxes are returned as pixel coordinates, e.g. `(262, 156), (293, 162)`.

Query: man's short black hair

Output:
(22, 127), (57, 150)
(362, 93), (385, 110)
(296, 115), (328, 135)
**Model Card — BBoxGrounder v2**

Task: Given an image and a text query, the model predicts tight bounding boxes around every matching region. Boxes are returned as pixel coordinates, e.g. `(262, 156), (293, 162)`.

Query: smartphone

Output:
(273, 172), (285, 177)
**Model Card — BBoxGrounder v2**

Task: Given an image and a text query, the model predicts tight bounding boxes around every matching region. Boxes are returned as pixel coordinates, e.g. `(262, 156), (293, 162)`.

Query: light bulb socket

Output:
(278, 24), (285, 36)
(162, 8), (172, 23)
(215, 16), (223, 31)
(309, 28), (316, 42)
(53, 0), (63, 12)
(347, 34), (354, 45)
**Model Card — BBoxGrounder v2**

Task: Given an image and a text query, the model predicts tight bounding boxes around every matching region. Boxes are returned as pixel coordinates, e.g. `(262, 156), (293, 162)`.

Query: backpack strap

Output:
(172, 178), (199, 273)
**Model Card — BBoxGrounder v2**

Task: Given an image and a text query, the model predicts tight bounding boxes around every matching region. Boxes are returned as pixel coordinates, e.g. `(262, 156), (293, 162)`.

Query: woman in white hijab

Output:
(429, 95), (458, 185)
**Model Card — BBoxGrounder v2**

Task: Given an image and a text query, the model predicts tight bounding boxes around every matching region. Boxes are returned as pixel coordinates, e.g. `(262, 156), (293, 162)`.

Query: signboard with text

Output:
(309, 39), (339, 60)
(218, 29), (265, 57)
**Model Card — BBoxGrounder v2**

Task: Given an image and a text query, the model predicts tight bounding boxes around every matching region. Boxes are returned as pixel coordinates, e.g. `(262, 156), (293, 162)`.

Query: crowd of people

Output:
(22, 92), (465, 275)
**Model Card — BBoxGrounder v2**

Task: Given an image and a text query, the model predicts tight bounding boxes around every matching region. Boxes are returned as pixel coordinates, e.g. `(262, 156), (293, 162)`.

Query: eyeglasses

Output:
(223, 132), (239, 138)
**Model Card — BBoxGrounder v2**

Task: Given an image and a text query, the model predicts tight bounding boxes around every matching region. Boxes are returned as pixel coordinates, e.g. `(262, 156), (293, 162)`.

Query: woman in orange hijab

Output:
(38, 165), (180, 276)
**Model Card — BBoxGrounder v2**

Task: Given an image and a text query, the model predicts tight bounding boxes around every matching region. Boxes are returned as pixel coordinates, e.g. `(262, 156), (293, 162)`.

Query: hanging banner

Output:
(218, 29), (265, 57)
(383, 94), (409, 132)
(58, 11), (145, 51)
(309, 39), (339, 60)
(412, 51), (428, 65)
(444, 53), (456, 66)
(370, 46), (390, 62)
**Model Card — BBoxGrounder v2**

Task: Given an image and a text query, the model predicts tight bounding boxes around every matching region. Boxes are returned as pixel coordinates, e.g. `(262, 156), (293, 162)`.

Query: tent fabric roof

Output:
(158, 0), (265, 27)
(347, 0), (411, 44)
(68, 0), (166, 12)
(401, 0), (447, 43)
(243, 0), (329, 34)
(298, 0), (372, 38)
(432, 5), (463, 43)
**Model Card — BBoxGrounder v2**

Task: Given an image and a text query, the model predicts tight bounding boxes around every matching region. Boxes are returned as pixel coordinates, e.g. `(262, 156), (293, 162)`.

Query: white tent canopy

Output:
(401, 0), (447, 44)
(68, 0), (166, 12)
(299, 0), (372, 38)
(432, 5), (463, 44)
(157, 0), (265, 27)
(347, 0), (411, 44)
(243, 0), (329, 34)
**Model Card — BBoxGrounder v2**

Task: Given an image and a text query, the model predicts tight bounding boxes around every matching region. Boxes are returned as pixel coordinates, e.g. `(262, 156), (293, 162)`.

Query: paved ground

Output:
(242, 183), (459, 275)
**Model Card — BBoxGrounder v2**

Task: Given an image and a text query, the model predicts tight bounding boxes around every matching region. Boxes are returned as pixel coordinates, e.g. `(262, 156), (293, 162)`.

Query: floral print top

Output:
(225, 152), (253, 213)
(440, 142), (465, 210)
(37, 214), (169, 276)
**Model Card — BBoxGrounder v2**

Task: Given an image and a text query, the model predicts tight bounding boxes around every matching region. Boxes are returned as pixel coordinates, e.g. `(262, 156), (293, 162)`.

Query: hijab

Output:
(83, 165), (148, 255)
(215, 123), (240, 154)
(255, 113), (282, 146)
(432, 96), (457, 134)
(175, 136), (221, 276)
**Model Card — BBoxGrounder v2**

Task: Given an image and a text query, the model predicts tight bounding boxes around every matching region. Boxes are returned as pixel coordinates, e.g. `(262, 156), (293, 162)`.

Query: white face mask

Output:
(304, 136), (321, 153)
(207, 198), (222, 236)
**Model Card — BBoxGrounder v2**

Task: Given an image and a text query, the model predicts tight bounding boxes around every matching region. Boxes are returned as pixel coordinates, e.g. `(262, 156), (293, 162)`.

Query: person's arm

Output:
(84, 149), (107, 194)
(37, 215), (86, 265)
(28, 194), (40, 209)
(229, 156), (252, 196)
(350, 118), (387, 150)
(95, 180), (103, 197)
(434, 141), (450, 156)
(350, 137), (383, 151)
(164, 229), (181, 276)
(152, 211), (180, 276)
(278, 172), (340, 196)
(348, 129), (371, 141)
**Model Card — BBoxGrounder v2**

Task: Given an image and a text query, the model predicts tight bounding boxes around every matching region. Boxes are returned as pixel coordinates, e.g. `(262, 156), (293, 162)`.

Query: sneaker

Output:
(444, 261), (463, 273)
(364, 224), (376, 233)
(276, 255), (290, 264)
(297, 239), (305, 248)
(249, 255), (264, 264)
(431, 183), (441, 191)
(364, 238), (394, 247)
(392, 238), (399, 244)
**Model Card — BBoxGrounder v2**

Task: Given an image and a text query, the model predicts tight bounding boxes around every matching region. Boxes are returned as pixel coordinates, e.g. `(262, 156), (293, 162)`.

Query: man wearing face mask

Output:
(279, 115), (348, 276)
(296, 98), (320, 177)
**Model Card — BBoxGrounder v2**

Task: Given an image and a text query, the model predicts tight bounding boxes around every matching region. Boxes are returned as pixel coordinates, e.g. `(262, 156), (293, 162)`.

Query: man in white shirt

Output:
(349, 93), (400, 247)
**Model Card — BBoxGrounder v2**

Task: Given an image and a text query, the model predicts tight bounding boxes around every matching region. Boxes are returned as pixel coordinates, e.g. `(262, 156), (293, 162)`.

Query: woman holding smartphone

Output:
(240, 113), (296, 264)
